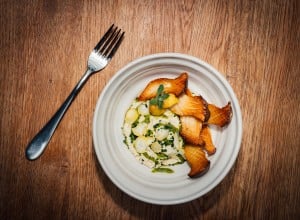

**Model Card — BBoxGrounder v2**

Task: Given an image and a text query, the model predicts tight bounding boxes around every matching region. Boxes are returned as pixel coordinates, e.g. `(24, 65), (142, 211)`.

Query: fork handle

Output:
(25, 69), (93, 161)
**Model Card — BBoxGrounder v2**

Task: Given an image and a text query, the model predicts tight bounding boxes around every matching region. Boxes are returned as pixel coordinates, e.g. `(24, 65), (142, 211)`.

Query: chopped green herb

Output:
(145, 129), (153, 137)
(167, 138), (174, 146)
(132, 120), (139, 128)
(159, 138), (174, 146)
(156, 152), (168, 160)
(152, 167), (174, 173)
(142, 152), (156, 162)
(153, 123), (160, 129)
(129, 133), (137, 142)
(143, 115), (150, 123)
(164, 123), (178, 132)
(177, 154), (186, 163)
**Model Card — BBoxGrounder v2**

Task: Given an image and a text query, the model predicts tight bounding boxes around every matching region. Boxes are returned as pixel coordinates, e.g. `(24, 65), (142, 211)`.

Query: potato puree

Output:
(122, 100), (185, 172)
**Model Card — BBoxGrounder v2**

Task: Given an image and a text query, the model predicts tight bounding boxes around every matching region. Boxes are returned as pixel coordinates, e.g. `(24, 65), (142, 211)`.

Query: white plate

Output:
(92, 53), (242, 205)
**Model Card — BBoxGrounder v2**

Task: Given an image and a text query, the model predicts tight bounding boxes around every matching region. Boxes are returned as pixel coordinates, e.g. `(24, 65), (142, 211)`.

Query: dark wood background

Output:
(1, 0), (299, 219)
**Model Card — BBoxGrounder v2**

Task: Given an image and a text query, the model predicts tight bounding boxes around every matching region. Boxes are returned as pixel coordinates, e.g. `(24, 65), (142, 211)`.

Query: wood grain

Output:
(0, 0), (299, 219)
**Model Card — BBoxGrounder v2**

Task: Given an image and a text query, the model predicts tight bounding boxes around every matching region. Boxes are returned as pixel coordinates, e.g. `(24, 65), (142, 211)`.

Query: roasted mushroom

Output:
(207, 102), (232, 127)
(180, 116), (204, 146)
(184, 145), (210, 178)
(170, 93), (208, 122)
(138, 72), (187, 101)
(200, 125), (216, 155)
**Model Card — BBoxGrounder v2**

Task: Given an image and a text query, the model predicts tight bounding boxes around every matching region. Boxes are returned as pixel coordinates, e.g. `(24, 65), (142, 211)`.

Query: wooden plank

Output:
(0, 0), (299, 219)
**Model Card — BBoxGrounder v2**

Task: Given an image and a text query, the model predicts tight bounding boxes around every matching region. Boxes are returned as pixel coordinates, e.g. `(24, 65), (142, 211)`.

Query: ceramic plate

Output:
(92, 53), (242, 205)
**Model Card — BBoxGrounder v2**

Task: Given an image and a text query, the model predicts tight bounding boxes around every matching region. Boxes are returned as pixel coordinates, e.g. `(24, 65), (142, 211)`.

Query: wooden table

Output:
(1, 0), (299, 219)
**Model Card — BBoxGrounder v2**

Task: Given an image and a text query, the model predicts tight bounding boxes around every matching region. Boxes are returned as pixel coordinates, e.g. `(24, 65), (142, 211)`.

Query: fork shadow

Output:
(92, 145), (238, 219)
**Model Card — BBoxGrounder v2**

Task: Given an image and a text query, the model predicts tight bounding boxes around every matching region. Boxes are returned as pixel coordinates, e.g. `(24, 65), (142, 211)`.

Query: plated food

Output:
(122, 73), (232, 178)
(123, 101), (185, 173)
(93, 53), (242, 204)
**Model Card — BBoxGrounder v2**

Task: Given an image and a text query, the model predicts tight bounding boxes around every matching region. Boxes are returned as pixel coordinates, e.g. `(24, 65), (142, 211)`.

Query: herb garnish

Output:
(149, 85), (169, 109)
(152, 167), (174, 173)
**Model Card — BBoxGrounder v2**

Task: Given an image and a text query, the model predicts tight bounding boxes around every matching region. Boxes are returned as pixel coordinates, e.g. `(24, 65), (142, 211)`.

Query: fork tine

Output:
(100, 28), (120, 55)
(107, 31), (125, 59)
(94, 24), (115, 51)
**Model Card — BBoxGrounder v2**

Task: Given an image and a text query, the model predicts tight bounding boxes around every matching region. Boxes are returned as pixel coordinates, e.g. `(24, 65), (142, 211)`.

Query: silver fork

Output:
(25, 24), (125, 161)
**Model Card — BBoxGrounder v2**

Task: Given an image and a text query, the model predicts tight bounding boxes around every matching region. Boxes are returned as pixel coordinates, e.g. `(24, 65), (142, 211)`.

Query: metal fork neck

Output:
(75, 69), (93, 92)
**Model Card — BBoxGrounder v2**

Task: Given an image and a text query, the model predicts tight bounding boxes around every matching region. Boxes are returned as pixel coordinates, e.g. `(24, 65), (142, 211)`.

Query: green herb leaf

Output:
(157, 84), (164, 95)
(150, 84), (169, 109)
(161, 93), (169, 99)
(157, 100), (163, 109)
(150, 99), (157, 105)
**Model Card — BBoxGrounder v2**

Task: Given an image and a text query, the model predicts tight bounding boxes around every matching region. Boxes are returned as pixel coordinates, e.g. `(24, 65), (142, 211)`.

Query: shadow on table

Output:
(92, 147), (237, 219)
